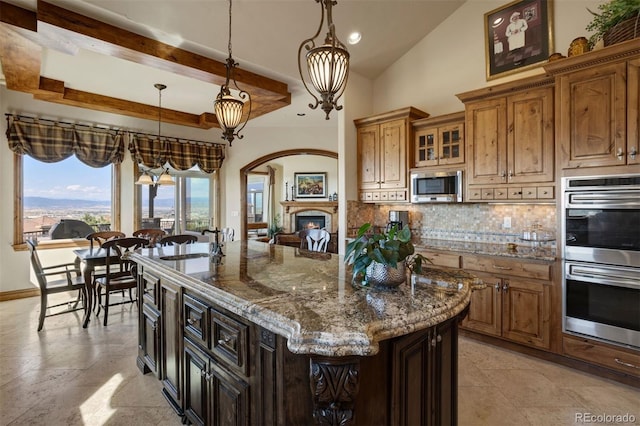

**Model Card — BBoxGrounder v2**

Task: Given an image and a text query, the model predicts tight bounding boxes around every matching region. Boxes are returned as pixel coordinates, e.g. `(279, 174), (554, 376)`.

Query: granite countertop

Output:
(413, 239), (556, 262)
(129, 241), (476, 357)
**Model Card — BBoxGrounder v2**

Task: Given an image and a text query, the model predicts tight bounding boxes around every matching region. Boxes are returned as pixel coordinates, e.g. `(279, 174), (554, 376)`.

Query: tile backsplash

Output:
(347, 201), (557, 248)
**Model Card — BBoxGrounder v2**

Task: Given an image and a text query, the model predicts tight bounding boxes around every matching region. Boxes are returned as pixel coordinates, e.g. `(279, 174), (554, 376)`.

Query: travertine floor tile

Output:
(1, 292), (638, 426)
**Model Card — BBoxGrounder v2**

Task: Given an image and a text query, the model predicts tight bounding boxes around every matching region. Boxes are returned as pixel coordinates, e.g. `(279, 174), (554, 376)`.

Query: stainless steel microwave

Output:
(410, 170), (463, 203)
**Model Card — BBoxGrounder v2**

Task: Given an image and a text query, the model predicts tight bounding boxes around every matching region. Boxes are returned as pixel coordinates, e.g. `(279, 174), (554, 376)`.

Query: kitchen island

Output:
(129, 241), (478, 425)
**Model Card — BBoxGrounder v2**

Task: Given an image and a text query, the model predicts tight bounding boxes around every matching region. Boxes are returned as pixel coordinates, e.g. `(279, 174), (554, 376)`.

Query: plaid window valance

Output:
(129, 134), (225, 173)
(6, 117), (124, 167)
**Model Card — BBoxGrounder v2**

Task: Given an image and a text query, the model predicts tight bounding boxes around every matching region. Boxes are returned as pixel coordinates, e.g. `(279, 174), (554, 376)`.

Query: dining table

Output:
(73, 247), (121, 328)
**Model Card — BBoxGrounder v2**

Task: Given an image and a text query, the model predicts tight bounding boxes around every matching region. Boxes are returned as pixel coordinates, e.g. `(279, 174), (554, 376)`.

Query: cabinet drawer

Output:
(419, 250), (461, 269)
(184, 294), (208, 346)
(396, 191), (407, 201)
(508, 187), (522, 199)
(522, 187), (537, 199)
(481, 188), (494, 200)
(141, 269), (160, 306)
(563, 335), (640, 377)
(537, 186), (554, 199)
(468, 188), (482, 201)
(463, 255), (551, 280)
(210, 308), (249, 377)
(493, 188), (508, 199)
(380, 192), (389, 201)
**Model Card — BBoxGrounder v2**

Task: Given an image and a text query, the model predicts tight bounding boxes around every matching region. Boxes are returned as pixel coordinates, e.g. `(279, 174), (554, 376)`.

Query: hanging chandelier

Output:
(297, 0), (350, 120)
(135, 83), (175, 186)
(214, 0), (252, 146)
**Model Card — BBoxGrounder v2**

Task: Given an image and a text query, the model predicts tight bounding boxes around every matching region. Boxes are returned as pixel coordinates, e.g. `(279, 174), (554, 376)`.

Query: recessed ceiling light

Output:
(347, 32), (361, 45)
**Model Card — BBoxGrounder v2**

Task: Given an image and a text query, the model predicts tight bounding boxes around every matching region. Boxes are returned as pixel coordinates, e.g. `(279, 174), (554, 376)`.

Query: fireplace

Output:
(296, 215), (325, 231)
(280, 201), (338, 233)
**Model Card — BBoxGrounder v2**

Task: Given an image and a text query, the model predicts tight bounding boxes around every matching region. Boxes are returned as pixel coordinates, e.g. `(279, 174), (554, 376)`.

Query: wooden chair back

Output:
(26, 239), (86, 331)
(101, 237), (148, 278)
(160, 234), (199, 246)
(132, 228), (166, 247)
(86, 231), (125, 250)
(299, 229), (331, 252)
(221, 227), (235, 242)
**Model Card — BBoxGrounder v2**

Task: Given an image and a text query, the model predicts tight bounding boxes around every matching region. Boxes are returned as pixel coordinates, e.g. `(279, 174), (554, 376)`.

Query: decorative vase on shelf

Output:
(365, 261), (406, 287)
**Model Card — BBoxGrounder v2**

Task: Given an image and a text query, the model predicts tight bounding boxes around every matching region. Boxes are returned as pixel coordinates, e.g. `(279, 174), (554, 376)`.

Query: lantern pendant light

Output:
(214, 0), (252, 146)
(298, 0), (350, 120)
(135, 83), (174, 186)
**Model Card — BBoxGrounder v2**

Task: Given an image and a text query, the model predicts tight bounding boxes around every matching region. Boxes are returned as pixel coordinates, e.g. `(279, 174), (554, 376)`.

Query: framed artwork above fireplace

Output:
(295, 172), (326, 198)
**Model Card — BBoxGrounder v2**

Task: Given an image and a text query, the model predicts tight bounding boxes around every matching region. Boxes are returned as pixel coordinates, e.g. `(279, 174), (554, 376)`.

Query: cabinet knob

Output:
(495, 282), (501, 292)
(617, 148), (624, 160)
(500, 170), (506, 179)
(508, 170), (513, 179)
(187, 318), (197, 326)
(502, 282), (509, 292)
(630, 147), (637, 160)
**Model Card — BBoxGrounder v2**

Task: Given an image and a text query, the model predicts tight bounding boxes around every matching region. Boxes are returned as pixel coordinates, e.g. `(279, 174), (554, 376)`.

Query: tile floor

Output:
(0, 292), (638, 426)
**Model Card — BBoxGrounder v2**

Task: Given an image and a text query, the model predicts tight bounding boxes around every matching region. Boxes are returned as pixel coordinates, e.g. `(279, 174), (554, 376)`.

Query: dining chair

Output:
(160, 234), (198, 246)
(299, 229), (331, 252)
(86, 231), (125, 250)
(132, 228), (166, 247)
(94, 237), (147, 326)
(27, 240), (86, 331)
(221, 227), (235, 242)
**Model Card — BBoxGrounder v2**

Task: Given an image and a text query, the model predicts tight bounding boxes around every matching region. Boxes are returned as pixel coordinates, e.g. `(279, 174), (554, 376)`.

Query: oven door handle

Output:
(568, 267), (640, 289)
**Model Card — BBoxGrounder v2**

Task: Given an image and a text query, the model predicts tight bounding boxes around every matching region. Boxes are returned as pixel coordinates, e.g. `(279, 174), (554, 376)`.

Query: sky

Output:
(24, 156), (210, 201)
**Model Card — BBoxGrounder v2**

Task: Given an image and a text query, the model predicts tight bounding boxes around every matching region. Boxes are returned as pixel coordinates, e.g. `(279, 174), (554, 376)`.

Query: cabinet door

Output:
(558, 62), (627, 169)
(467, 98), (507, 185)
(184, 338), (209, 426)
(140, 303), (160, 376)
(358, 124), (380, 189)
(432, 318), (457, 426)
(461, 273), (502, 337)
(628, 58), (640, 165)
(501, 277), (551, 350)
(507, 87), (554, 183)
(380, 119), (407, 189)
(439, 123), (464, 165)
(161, 281), (182, 408)
(210, 363), (249, 426)
(415, 127), (439, 167)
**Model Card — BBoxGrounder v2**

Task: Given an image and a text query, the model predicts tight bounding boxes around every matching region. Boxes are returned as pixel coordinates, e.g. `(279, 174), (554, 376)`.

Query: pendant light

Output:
(135, 83), (175, 186)
(214, 0), (252, 146)
(297, 0), (350, 120)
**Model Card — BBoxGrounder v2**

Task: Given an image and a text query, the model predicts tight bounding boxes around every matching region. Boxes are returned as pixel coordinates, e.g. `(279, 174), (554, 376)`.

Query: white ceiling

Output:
(3, 0), (466, 127)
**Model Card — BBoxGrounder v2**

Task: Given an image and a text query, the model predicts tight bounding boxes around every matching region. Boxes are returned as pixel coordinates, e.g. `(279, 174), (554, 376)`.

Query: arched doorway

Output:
(239, 149), (338, 240)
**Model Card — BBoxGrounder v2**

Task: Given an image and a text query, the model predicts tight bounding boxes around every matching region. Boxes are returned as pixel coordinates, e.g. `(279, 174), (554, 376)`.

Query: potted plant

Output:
(267, 213), (284, 239)
(345, 223), (431, 286)
(586, 0), (640, 48)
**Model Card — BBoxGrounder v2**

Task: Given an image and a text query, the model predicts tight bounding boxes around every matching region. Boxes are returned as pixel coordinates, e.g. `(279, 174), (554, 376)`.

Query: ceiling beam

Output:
(0, 1), (291, 129)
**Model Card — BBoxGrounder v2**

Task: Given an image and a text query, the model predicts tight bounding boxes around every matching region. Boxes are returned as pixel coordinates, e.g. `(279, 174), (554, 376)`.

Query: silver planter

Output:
(365, 261), (406, 287)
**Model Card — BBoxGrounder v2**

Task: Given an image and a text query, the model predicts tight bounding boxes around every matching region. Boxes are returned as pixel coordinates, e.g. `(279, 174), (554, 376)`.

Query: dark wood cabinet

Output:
(391, 316), (458, 426)
(137, 266), (161, 376)
(160, 280), (182, 412)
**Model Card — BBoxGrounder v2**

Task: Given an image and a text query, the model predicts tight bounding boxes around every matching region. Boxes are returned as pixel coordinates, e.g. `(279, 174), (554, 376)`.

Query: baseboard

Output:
(0, 288), (39, 302)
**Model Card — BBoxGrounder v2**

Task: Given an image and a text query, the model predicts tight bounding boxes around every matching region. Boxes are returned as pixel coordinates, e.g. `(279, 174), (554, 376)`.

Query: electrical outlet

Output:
(503, 216), (512, 229)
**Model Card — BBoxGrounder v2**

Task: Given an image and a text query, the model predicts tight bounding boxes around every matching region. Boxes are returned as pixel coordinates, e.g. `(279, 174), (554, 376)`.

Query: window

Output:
(17, 154), (120, 246)
(136, 166), (213, 234)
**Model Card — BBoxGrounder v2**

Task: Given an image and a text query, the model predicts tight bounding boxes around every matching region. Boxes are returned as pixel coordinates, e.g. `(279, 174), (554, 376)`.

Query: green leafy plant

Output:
(586, 0), (640, 48)
(344, 223), (431, 283)
(267, 213), (283, 238)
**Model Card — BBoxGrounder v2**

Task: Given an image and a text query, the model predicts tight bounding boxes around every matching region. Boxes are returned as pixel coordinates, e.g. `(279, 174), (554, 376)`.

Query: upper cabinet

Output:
(544, 39), (640, 171)
(355, 107), (429, 203)
(412, 111), (465, 168)
(457, 75), (555, 202)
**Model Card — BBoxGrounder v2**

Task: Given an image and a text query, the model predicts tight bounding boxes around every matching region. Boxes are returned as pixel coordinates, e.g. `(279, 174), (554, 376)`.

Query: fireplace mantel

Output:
(280, 201), (338, 233)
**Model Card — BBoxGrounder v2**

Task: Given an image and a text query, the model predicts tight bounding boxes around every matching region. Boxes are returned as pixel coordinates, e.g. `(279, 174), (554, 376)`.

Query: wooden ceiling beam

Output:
(0, 1), (290, 130)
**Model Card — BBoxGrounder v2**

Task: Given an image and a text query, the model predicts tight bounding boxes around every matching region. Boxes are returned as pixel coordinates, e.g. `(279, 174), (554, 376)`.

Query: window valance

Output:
(129, 134), (225, 173)
(6, 116), (124, 167)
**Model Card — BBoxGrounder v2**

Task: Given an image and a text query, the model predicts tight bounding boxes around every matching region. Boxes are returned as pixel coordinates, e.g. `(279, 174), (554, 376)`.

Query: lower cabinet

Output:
(137, 266), (160, 376)
(460, 255), (553, 351)
(160, 280), (182, 413)
(184, 337), (249, 426)
(462, 271), (551, 350)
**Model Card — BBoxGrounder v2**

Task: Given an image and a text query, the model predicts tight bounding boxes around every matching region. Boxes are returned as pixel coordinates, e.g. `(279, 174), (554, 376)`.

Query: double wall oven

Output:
(562, 174), (640, 350)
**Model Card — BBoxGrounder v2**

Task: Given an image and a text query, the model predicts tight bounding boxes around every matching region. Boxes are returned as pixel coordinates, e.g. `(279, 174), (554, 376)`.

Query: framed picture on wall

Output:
(294, 172), (327, 198)
(484, 0), (553, 80)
